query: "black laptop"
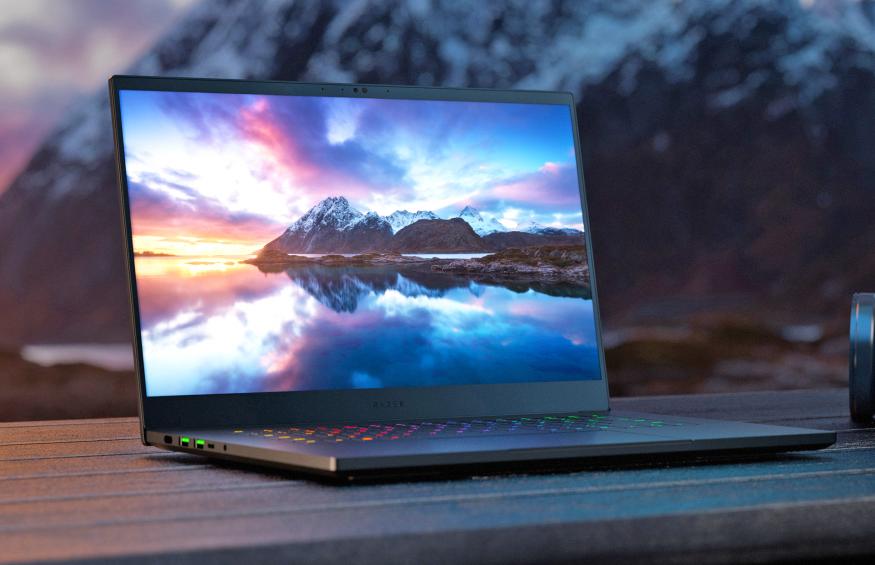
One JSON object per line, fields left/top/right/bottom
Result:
{"left": 109, "top": 75, "right": 834, "bottom": 479}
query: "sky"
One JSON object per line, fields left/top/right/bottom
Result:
{"left": 0, "top": 0, "right": 196, "bottom": 193}
{"left": 120, "top": 89, "right": 584, "bottom": 256}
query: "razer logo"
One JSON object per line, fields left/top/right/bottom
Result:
{"left": 372, "top": 400, "right": 405, "bottom": 409}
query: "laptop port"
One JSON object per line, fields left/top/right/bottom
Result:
{"left": 180, "top": 437, "right": 190, "bottom": 447}
{"left": 195, "top": 439, "right": 205, "bottom": 449}
{"left": 207, "top": 443, "right": 215, "bottom": 449}
{"left": 164, "top": 435, "right": 172, "bottom": 444}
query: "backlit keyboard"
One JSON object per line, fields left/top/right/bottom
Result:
{"left": 234, "top": 413, "right": 689, "bottom": 444}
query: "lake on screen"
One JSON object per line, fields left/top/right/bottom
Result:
{"left": 134, "top": 256, "right": 601, "bottom": 396}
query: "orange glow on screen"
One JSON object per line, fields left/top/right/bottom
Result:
{"left": 132, "top": 235, "right": 262, "bottom": 258}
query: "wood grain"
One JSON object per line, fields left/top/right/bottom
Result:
{"left": 1, "top": 389, "right": 873, "bottom": 564}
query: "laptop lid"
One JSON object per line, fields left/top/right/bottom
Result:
{"left": 109, "top": 76, "right": 610, "bottom": 431}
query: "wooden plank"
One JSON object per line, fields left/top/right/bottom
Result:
{"left": 2, "top": 449, "right": 873, "bottom": 530}
{"left": 45, "top": 495, "right": 867, "bottom": 565}
{"left": 0, "top": 390, "right": 872, "bottom": 564}
{"left": 0, "top": 445, "right": 868, "bottom": 506}
{"left": 0, "top": 465, "right": 293, "bottom": 504}
{"left": 0, "top": 420, "right": 137, "bottom": 444}
{"left": 2, "top": 474, "right": 875, "bottom": 563}
{"left": 0, "top": 417, "right": 138, "bottom": 430}
{"left": 0, "top": 438, "right": 152, "bottom": 460}
{"left": 0, "top": 451, "right": 202, "bottom": 479}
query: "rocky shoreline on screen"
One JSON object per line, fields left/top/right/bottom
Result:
{"left": 431, "top": 245, "right": 589, "bottom": 285}
{"left": 243, "top": 245, "right": 589, "bottom": 286}
{"left": 244, "top": 250, "right": 429, "bottom": 267}
{"left": 133, "top": 250, "right": 176, "bottom": 257}
{"left": 243, "top": 195, "right": 590, "bottom": 286}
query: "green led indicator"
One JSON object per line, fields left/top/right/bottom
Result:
{"left": 180, "top": 437, "right": 190, "bottom": 446}
{"left": 195, "top": 439, "right": 205, "bottom": 447}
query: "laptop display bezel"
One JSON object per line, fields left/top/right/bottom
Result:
{"left": 108, "top": 75, "right": 612, "bottom": 432}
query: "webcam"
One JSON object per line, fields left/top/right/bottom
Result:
{"left": 850, "top": 293, "right": 875, "bottom": 421}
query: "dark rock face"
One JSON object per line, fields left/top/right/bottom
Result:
{"left": 484, "top": 231, "right": 585, "bottom": 251}
{"left": 264, "top": 220, "right": 393, "bottom": 253}
{"left": 2, "top": 0, "right": 875, "bottom": 344}
{"left": 387, "top": 218, "right": 488, "bottom": 253}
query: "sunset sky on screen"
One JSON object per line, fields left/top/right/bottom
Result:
{"left": 120, "top": 90, "right": 583, "bottom": 256}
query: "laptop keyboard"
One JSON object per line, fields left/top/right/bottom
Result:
{"left": 234, "top": 413, "right": 690, "bottom": 444}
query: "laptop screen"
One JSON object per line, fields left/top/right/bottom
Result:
{"left": 117, "top": 89, "right": 602, "bottom": 397}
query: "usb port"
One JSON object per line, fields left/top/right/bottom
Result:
{"left": 180, "top": 436, "right": 190, "bottom": 447}
{"left": 195, "top": 439, "right": 205, "bottom": 449}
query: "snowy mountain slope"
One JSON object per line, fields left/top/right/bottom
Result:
{"left": 457, "top": 206, "right": 507, "bottom": 236}
{"left": 384, "top": 210, "right": 439, "bottom": 233}
{"left": 2, "top": 0, "right": 875, "bottom": 343}
{"left": 286, "top": 196, "right": 364, "bottom": 233}
{"left": 519, "top": 220, "right": 546, "bottom": 233}
{"left": 519, "top": 220, "right": 582, "bottom": 235}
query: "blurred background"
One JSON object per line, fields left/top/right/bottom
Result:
{"left": 2, "top": 0, "right": 872, "bottom": 421}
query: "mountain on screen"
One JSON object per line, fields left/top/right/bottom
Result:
{"left": 520, "top": 220, "right": 582, "bottom": 236}
{"left": 384, "top": 210, "right": 440, "bottom": 234}
{"left": 262, "top": 197, "right": 393, "bottom": 254}
{"left": 260, "top": 197, "right": 580, "bottom": 254}
{"left": 456, "top": 206, "right": 507, "bottom": 236}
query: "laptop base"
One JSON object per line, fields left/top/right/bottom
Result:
{"left": 146, "top": 410, "right": 835, "bottom": 480}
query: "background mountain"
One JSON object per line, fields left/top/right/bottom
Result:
{"left": 0, "top": 0, "right": 873, "bottom": 396}
{"left": 457, "top": 206, "right": 507, "bottom": 236}
{"left": 520, "top": 221, "right": 548, "bottom": 234}
{"left": 388, "top": 218, "right": 487, "bottom": 253}
{"left": 522, "top": 221, "right": 583, "bottom": 237}
{"left": 384, "top": 210, "right": 440, "bottom": 234}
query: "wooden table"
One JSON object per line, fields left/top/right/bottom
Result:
{"left": 2, "top": 389, "right": 874, "bottom": 564}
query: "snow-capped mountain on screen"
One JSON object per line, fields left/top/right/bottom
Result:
{"left": 520, "top": 221, "right": 582, "bottom": 236}
{"left": 290, "top": 196, "right": 364, "bottom": 232}
{"left": 383, "top": 210, "right": 439, "bottom": 234}
{"left": 520, "top": 220, "right": 546, "bottom": 233}
{"left": 264, "top": 197, "right": 393, "bottom": 254}
{"left": 2, "top": 0, "right": 875, "bottom": 343}
{"left": 457, "top": 206, "right": 507, "bottom": 236}
{"left": 261, "top": 197, "right": 583, "bottom": 254}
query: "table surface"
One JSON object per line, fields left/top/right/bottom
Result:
{"left": 2, "top": 389, "right": 874, "bottom": 564}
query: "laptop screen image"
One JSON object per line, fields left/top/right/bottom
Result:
{"left": 117, "top": 89, "right": 601, "bottom": 397}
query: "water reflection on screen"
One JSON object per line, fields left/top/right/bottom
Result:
{"left": 136, "top": 257, "right": 599, "bottom": 396}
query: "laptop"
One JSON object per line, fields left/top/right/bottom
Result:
{"left": 109, "top": 75, "right": 834, "bottom": 479}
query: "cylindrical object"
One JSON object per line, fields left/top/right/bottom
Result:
{"left": 850, "top": 293, "right": 875, "bottom": 422}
